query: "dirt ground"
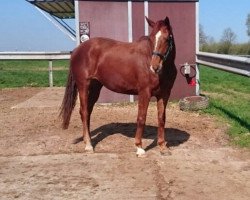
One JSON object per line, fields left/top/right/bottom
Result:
{"left": 0, "top": 87, "right": 249, "bottom": 200}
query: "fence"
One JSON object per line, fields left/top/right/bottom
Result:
{"left": 196, "top": 52, "right": 250, "bottom": 77}
{"left": 1, "top": 51, "right": 249, "bottom": 88}
{"left": 0, "top": 51, "right": 71, "bottom": 87}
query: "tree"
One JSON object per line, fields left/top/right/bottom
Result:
{"left": 246, "top": 13, "right": 250, "bottom": 38}
{"left": 220, "top": 28, "right": 236, "bottom": 44}
{"left": 199, "top": 24, "right": 208, "bottom": 46}
{"left": 218, "top": 28, "right": 237, "bottom": 54}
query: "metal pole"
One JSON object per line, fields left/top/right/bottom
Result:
{"left": 75, "top": 0, "right": 80, "bottom": 46}
{"left": 35, "top": 7, "right": 76, "bottom": 41}
{"left": 128, "top": 1, "right": 134, "bottom": 103}
{"left": 128, "top": 1, "right": 133, "bottom": 43}
{"left": 49, "top": 60, "right": 53, "bottom": 87}
{"left": 195, "top": 1, "right": 200, "bottom": 96}
{"left": 144, "top": 1, "right": 149, "bottom": 36}
{"left": 196, "top": 64, "right": 200, "bottom": 95}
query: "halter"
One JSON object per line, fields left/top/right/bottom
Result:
{"left": 152, "top": 34, "right": 173, "bottom": 62}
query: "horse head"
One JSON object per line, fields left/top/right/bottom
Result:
{"left": 146, "top": 16, "right": 174, "bottom": 74}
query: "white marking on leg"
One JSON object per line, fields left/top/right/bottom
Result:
{"left": 136, "top": 147, "right": 146, "bottom": 157}
{"left": 85, "top": 143, "right": 94, "bottom": 153}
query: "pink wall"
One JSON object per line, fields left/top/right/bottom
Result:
{"left": 79, "top": 1, "right": 130, "bottom": 102}
{"left": 149, "top": 2, "right": 197, "bottom": 99}
{"left": 78, "top": 1, "right": 197, "bottom": 102}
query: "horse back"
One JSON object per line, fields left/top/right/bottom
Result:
{"left": 70, "top": 37, "right": 159, "bottom": 94}
{"left": 72, "top": 37, "right": 152, "bottom": 71}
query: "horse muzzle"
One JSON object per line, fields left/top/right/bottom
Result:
{"left": 150, "top": 65, "right": 162, "bottom": 74}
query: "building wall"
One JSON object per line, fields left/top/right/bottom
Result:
{"left": 77, "top": 0, "right": 197, "bottom": 102}
{"left": 149, "top": 2, "right": 197, "bottom": 99}
{"left": 132, "top": 2, "right": 145, "bottom": 41}
{"left": 78, "top": 1, "right": 130, "bottom": 102}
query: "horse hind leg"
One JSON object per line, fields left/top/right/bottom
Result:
{"left": 79, "top": 79, "right": 102, "bottom": 153}
{"left": 87, "top": 80, "right": 103, "bottom": 131}
{"left": 78, "top": 81, "right": 94, "bottom": 152}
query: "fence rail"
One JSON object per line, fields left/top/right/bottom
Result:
{"left": 0, "top": 51, "right": 71, "bottom": 60}
{"left": 196, "top": 52, "right": 250, "bottom": 77}
{"left": 1, "top": 51, "right": 249, "bottom": 88}
{"left": 0, "top": 51, "right": 71, "bottom": 87}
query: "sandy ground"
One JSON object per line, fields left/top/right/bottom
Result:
{"left": 0, "top": 87, "right": 249, "bottom": 200}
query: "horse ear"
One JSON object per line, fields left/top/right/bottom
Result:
{"left": 164, "top": 16, "right": 170, "bottom": 26}
{"left": 145, "top": 16, "right": 155, "bottom": 27}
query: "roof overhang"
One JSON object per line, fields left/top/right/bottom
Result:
{"left": 26, "top": 0, "right": 199, "bottom": 20}
{"left": 26, "top": 0, "right": 74, "bottom": 19}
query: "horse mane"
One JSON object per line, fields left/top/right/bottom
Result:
{"left": 137, "top": 35, "right": 150, "bottom": 42}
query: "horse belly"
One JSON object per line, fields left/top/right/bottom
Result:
{"left": 93, "top": 43, "right": 155, "bottom": 95}
{"left": 97, "top": 69, "right": 139, "bottom": 95}
{"left": 96, "top": 58, "right": 140, "bottom": 95}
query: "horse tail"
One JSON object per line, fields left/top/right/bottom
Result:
{"left": 59, "top": 67, "right": 78, "bottom": 129}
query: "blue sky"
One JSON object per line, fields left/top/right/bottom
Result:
{"left": 0, "top": 0, "right": 249, "bottom": 51}
{"left": 0, "top": 0, "right": 75, "bottom": 51}
{"left": 200, "top": 0, "right": 250, "bottom": 43}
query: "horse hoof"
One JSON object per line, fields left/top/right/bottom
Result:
{"left": 85, "top": 144, "right": 94, "bottom": 153}
{"left": 160, "top": 148, "right": 172, "bottom": 156}
{"left": 136, "top": 147, "right": 146, "bottom": 158}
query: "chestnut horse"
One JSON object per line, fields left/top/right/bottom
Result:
{"left": 60, "top": 16, "right": 177, "bottom": 157}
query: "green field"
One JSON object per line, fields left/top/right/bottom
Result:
{"left": 0, "top": 60, "right": 249, "bottom": 147}
{"left": 199, "top": 66, "right": 250, "bottom": 148}
{"left": 0, "top": 60, "right": 69, "bottom": 88}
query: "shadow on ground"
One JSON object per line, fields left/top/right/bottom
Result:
{"left": 73, "top": 123, "right": 190, "bottom": 151}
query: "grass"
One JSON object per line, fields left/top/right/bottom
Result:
{"left": 0, "top": 60, "right": 69, "bottom": 88}
{"left": 200, "top": 66, "right": 250, "bottom": 148}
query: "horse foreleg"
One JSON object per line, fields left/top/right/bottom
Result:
{"left": 135, "top": 91, "right": 150, "bottom": 157}
{"left": 157, "top": 97, "right": 171, "bottom": 155}
{"left": 78, "top": 83, "right": 93, "bottom": 153}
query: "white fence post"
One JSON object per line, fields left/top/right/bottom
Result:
{"left": 48, "top": 60, "right": 53, "bottom": 87}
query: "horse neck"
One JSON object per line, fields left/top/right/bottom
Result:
{"left": 138, "top": 36, "right": 154, "bottom": 55}
{"left": 149, "top": 34, "right": 156, "bottom": 49}
{"left": 169, "top": 35, "right": 176, "bottom": 60}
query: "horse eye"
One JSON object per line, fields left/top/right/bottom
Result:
{"left": 162, "top": 29, "right": 167, "bottom": 33}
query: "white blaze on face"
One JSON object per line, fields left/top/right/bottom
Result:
{"left": 150, "top": 30, "right": 163, "bottom": 73}
{"left": 154, "top": 30, "right": 162, "bottom": 51}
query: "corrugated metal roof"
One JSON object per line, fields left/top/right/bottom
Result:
{"left": 27, "top": 0, "right": 74, "bottom": 19}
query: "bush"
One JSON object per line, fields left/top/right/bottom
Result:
{"left": 200, "top": 42, "right": 250, "bottom": 55}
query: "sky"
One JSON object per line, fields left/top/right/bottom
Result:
{"left": 0, "top": 0, "right": 249, "bottom": 52}
{"left": 199, "top": 0, "right": 250, "bottom": 43}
